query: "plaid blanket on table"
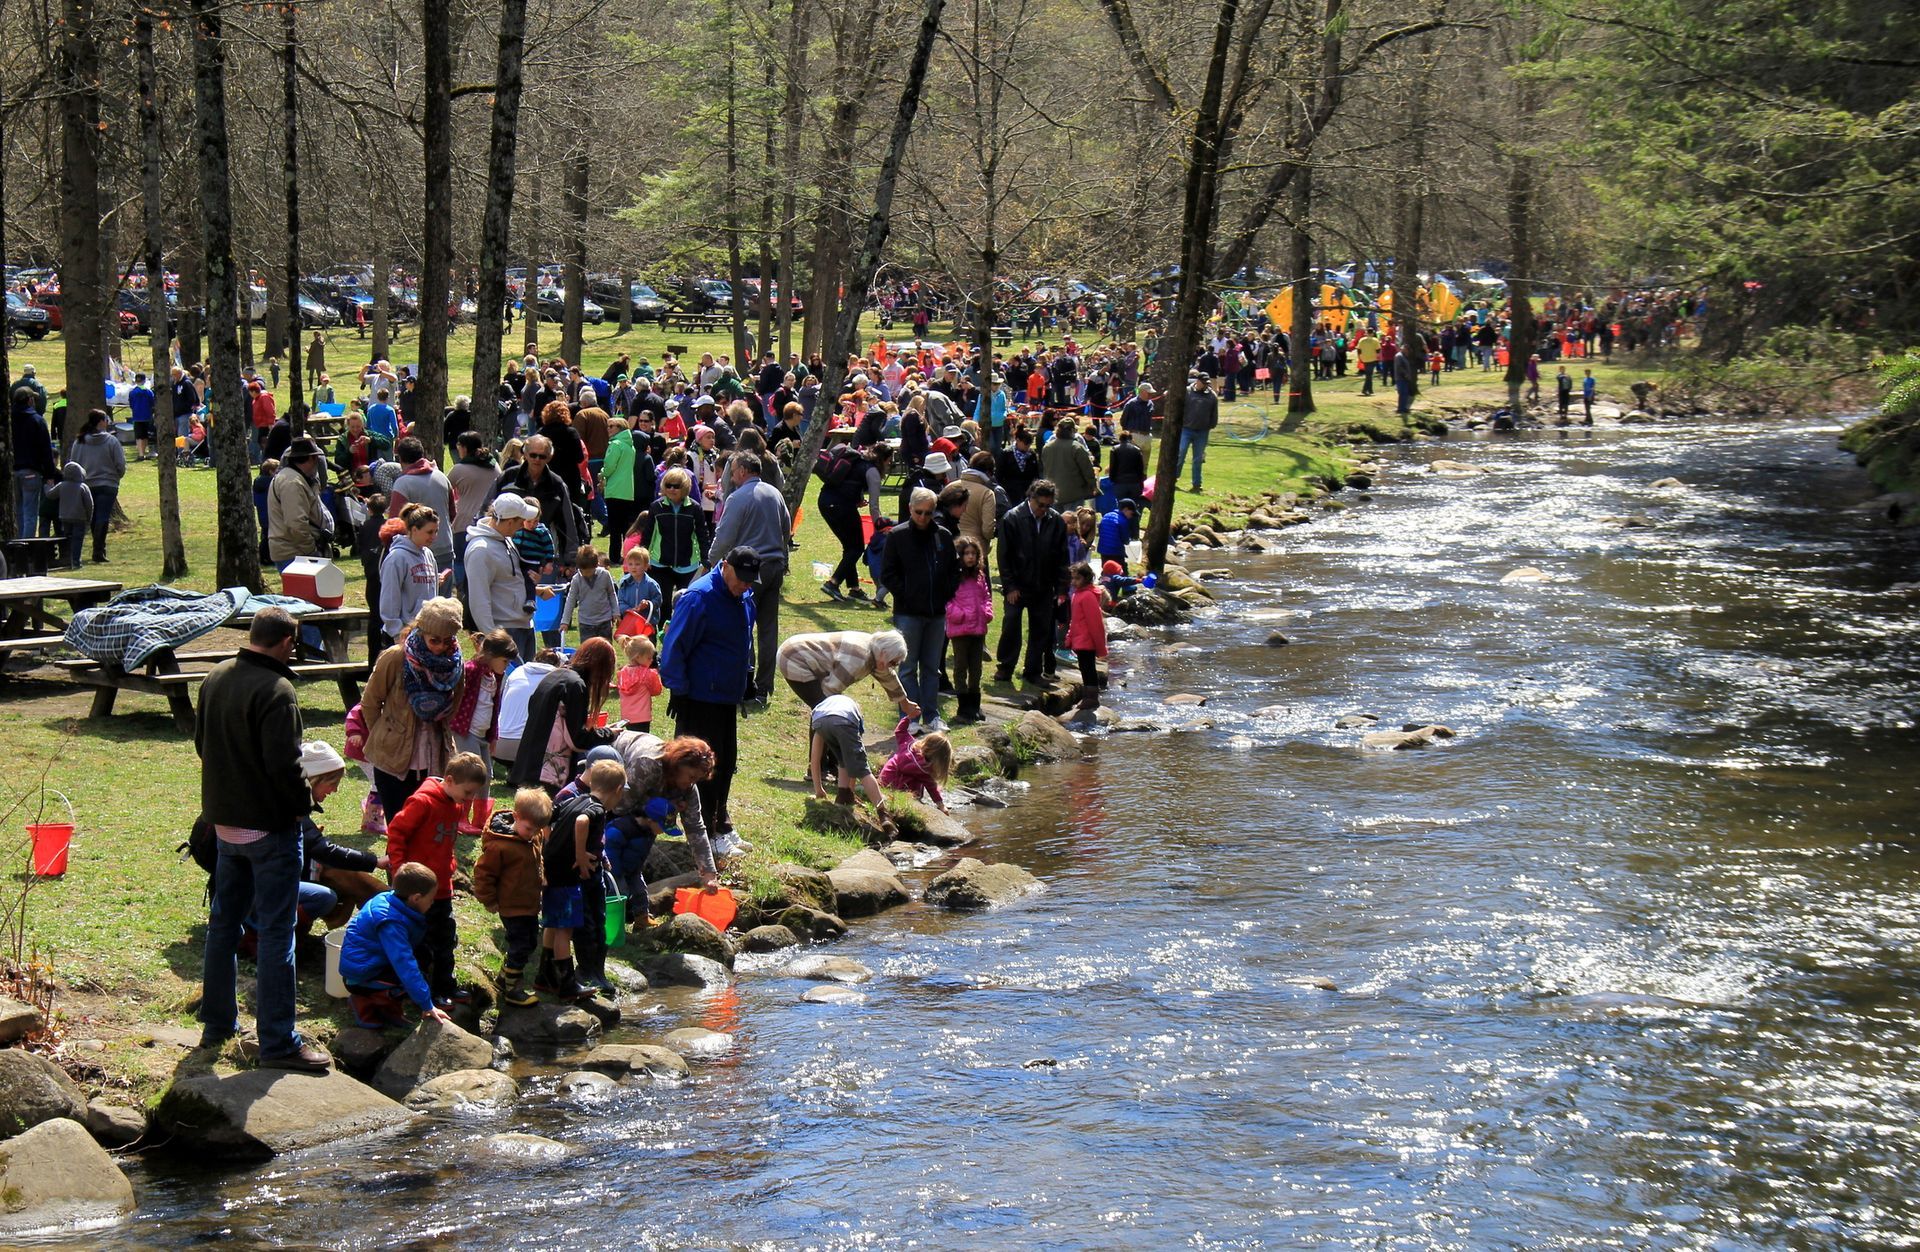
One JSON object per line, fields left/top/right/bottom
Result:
{"left": 64, "top": 585, "right": 326, "bottom": 671}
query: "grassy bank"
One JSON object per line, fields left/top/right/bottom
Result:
{"left": 0, "top": 330, "right": 1669, "bottom": 1098}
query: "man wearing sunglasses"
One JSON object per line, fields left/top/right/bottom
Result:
{"left": 488, "top": 433, "right": 578, "bottom": 560}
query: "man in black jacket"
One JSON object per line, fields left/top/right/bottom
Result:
{"left": 880, "top": 486, "right": 961, "bottom": 728}
{"left": 490, "top": 434, "right": 578, "bottom": 558}
{"left": 1107, "top": 429, "right": 1147, "bottom": 505}
{"left": 195, "top": 608, "right": 333, "bottom": 1073}
{"left": 994, "top": 478, "right": 1070, "bottom": 684}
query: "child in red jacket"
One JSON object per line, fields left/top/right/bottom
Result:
{"left": 1065, "top": 561, "right": 1111, "bottom": 713}
{"left": 385, "top": 752, "right": 489, "bottom": 1005}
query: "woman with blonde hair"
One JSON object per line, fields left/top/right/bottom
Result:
{"left": 358, "top": 597, "right": 466, "bottom": 816}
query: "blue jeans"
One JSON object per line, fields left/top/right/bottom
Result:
{"left": 1176, "top": 429, "right": 1210, "bottom": 489}
{"left": 894, "top": 613, "right": 946, "bottom": 722}
{"left": 1396, "top": 378, "right": 1415, "bottom": 415}
{"left": 61, "top": 521, "right": 85, "bottom": 568}
{"left": 201, "top": 829, "right": 305, "bottom": 1057}
{"left": 14, "top": 469, "right": 42, "bottom": 538}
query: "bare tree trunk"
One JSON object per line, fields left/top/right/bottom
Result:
{"left": 282, "top": 3, "right": 305, "bottom": 440}
{"left": 617, "top": 267, "right": 632, "bottom": 334}
{"left": 58, "top": 0, "right": 106, "bottom": 445}
{"left": 192, "top": 0, "right": 263, "bottom": 591}
{"left": 723, "top": 5, "right": 750, "bottom": 366}
{"left": 470, "top": 0, "right": 527, "bottom": 447}
{"left": 1504, "top": 79, "right": 1538, "bottom": 411}
{"left": 138, "top": 6, "right": 186, "bottom": 578}
{"left": 177, "top": 233, "right": 204, "bottom": 366}
{"left": 561, "top": 151, "right": 587, "bottom": 365}
{"left": 1389, "top": 39, "right": 1434, "bottom": 367}
{"left": 776, "top": 0, "right": 808, "bottom": 364}
{"left": 521, "top": 236, "right": 540, "bottom": 354}
{"left": 416, "top": 0, "right": 454, "bottom": 462}
{"left": 372, "top": 244, "right": 391, "bottom": 363}
{"left": 781, "top": 0, "right": 947, "bottom": 515}
{"left": 1140, "top": 0, "right": 1237, "bottom": 574}
{"left": 1287, "top": 165, "right": 1316, "bottom": 415}
{"left": 0, "top": 70, "right": 13, "bottom": 544}
{"left": 757, "top": 17, "right": 775, "bottom": 361}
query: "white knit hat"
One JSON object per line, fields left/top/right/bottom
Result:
{"left": 299, "top": 741, "right": 348, "bottom": 779}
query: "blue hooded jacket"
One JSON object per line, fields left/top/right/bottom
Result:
{"left": 338, "top": 890, "right": 433, "bottom": 1011}
{"left": 658, "top": 567, "right": 755, "bottom": 704}
{"left": 1098, "top": 507, "right": 1137, "bottom": 558}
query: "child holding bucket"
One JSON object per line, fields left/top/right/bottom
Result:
{"left": 336, "top": 861, "right": 454, "bottom": 1030}
{"left": 472, "top": 788, "right": 551, "bottom": 1008}
{"left": 384, "top": 752, "right": 490, "bottom": 1007}
{"left": 540, "top": 758, "right": 625, "bottom": 1000}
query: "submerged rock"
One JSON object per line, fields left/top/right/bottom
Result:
{"left": 637, "top": 913, "right": 735, "bottom": 967}
{"left": 558, "top": 1071, "right": 618, "bottom": 1098}
{"left": 1429, "top": 459, "right": 1486, "bottom": 475}
{"left": 493, "top": 1003, "right": 603, "bottom": 1050}
{"left": 1649, "top": 477, "right": 1684, "bottom": 489}
{"left": 742, "top": 924, "right": 800, "bottom": 953}
{"left": 663, "top": 1027, "right": 734, "bottom": 1058}
{"left": 1165, "top": 693, "right": 1208, "bottom": 706}
{"left": 1333, "top": 713, "right": 1380, "bottom": 729}
{"left": 152, "top": 1066, "right": 414, "bottom": 1161}
{"left": 1361, "top": 724, "right": 1457, "bottom": 750}
{"left": 925, "top": 858, "right": 1042, "bottom": 910}
{"left": 786, "top": 955, "right": 873, "bottom": 984}
{"left": 774, "top": 905, "right": 848, "bottom": 942}
{"left": 466, "top": 1132, "right": 571, "bottom": 1163}
{"left": 1499, "top": 567, "right": 1549, "bottom": 584}
{"left": 403, "top": 1068, "right": 517, "bottom": 1112}
{"left": 801, "top": 985, "right": 867, "bottom": 1005}
{"left": 0, "top": 1117, "right": 136, "bottom": 1234}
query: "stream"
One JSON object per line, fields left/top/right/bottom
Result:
{"left": 104, "top": 413, "right": 1920, "bottom": 1249}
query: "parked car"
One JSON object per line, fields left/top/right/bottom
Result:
{"left": 535, "top": 289, "right": 605, "bottom": 324}
{"left": 671, "top": 277, "right": 733, "bottom": 313}
{"left": 5, "top": 291, "right": 50, "bottom": 339}
{"left": 740, "top": 277, "right": 805, "bottom": 317}
{"left": 30, "top": 291, "right": 139, "bottom": 336}
{"left": 588, "top": 276, "right": 672, "bottom": 323}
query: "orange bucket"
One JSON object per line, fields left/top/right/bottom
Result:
{"left": 674, "top": 885, "right": 737, "bottom": 932}
{"left": 28, "top": 823, "right": 73, "bottom": 876}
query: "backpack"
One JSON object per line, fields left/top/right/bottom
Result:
{"left": 813, "top": 444, "right": 863, "bottom": 490}
{"left": 181, "top": 816, "right": 219, "bottom": 876}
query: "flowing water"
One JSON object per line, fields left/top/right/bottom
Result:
{"left": 105, "top": 415, "right": 1920, "bottom": 1250}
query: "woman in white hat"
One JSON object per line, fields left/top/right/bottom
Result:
{"left": 896, "top": 449, "right": 952, "bottom": 518}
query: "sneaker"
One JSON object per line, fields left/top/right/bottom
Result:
{"left": 922, "top": 717, "right": 948, "bottom": 733}
{"left": 712, "top": 831, "right": 753, "bottom": 859}
{"left": 821, "top": 580, "right": 845, "bottom": 602}
{"left": 846, "top": 586, "right": 871, "bottom": 602}
{"left": 907, "top": 719, "right": 925, "bottom": 735}
{"left": 1054, "top": 648, "right": 1077, "bottom": 664}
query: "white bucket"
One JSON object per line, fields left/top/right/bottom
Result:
{"left": 324, "top": 930, "right": 348, "bottom": 999}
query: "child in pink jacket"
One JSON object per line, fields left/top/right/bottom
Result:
{"left": 1065, "top": 561, "right": 1110, "bottom": 712}
{"left": 945, "top": 537, "right": 994, "bottom": 724}
{"left": 880, "top": 717, "right": 952, "bottom": 812}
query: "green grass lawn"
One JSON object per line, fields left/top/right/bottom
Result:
{"left": 0, "top": 323, "right": 1659, "bottom": 1092}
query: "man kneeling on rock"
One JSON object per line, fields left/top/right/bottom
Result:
{"left": 337, "top": 861, "right": 454, "bottom": 1030}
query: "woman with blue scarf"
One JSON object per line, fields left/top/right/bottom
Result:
{"left": 358, "top": 597, "right": 467, "bottom": 816}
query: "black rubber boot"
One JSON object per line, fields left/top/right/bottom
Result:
{"left": 532, "top": 950, "right": 558, "bottom": 995}
{"left": 496, "top": 963, "right": 536, "bottom": 1008}
{"left": 90, "top": 523, "right": 108, "bottom": 563}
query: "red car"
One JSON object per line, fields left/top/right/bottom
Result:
{"left": 31, "top": 291, "right": 140, "bottom": 336}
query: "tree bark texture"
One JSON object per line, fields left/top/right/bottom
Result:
{"left": 561, "top": 150, "right": 587, "bottom": 366}
{"left": 58, "top": 0, "right": 106, "bottom": 447}
{"left": 282, "top": 1, "right": 306, "bottom": 440}
{"left": 469, "top": 0, "right": 525, "bottom": 442}
{"left": 1287, "top": 165, "right": 1316, "bottom": 415}
{"left": 138, "top": 5, "right": 187, "bottom": 579}
{"left": 416, "top": 0, "right": 454, "bottom": 462}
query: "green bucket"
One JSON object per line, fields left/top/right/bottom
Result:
{"left": 605, "top": 894, "right": 628, "bottom": 948}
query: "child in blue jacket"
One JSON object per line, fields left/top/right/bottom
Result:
{"left": 337, "top": 861, "right": 453, "bottom": 1030}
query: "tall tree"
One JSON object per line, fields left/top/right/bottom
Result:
{"left": 58, "top": 0, "right": 106, "bottom": 447}
{"left": 1286, "top": 166, "right": 1316, "bottom": 416}
{"left": 136, "top": 1, "right": 186, "bottom": 579}
{"left": 0, "top": 66, "right": 12, "bottom": 545}
{"left": 415, "top": 0, "right": 453, "bottom": 460}
{"left": 560, "top": 147, "right": 588, "bottom": 365}
{"left": 281, "top": 0, "right": 306, "bottom": 440}
{"left": 468, "top": 0, "right": 527, "bottom": 445}
{"left": 191, "top": 0, "right": 262, "bottom": 590}
{"left": 781, "top": 0, "right": 948, "bottom": 513}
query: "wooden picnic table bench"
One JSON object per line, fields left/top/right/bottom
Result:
{"left": 662, "top": 311, "right": 730, "bottom": 333}
{"left": 0, "top": 576, "right": 123, "bottom": 669}
{"left": 2, "top": 537, "right": 67, "bottom": 577}
{"left": 53, "top": 603, "right": 371, "bottom": 731}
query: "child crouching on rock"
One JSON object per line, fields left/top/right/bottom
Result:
{"left": 472, "top": 788, "right": 551, "bottom": 1008}
{"left": 810, "top": 695, "right": 888, "bottom": 809}
{"left": 879, "top": 717, "right": 952, "bottom": 812}
{"left": 338, "top": 861, "right": 454, "bottom": 1030}
{"left": 1066, "top": 561, "right": 1110, "bottom": 713}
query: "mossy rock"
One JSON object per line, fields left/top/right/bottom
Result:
{"left": 775, "top": 905, "right": 848, "bottom": 941}
{"left": 768, "top": 863, "right": 838, "bottom": 915}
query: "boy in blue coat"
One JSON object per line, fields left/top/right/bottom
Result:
{"left": 337, "top": 861, "right": 453, "bottom": 1030}
{"left": 1097, "top": 499, "right": 1139, "bottom": 573}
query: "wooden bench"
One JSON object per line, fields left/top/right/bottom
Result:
{"left": 2, "top": 537, "right": 66, "bottom": 577}
{"left": 56, "top": 654, "right": 368, "bottom": 732}
{"left": 0, "top": 634, "right": 71, "bottom": 669}
{"left": 991, "top": 326, "right": 1014, "bottom": 347}
{"left": 663, "top": 312, "right": 729, "bottom": 333}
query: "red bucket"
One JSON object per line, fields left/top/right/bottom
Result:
{"left": 28, "top": 822, "right": 74, "bottom": 877}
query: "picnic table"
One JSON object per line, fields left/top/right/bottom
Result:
{"left": 0, "top": 576, "right": 123, "bottom": 669}
{"left": 56, "top": 604, "right": 371, "bottom": 732}
{"left": 2, "top": 537, "right": 68, "bottom": 577}
{"left": 663, "top": 311, "right": 730, "bottom": 333}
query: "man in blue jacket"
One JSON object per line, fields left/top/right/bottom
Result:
{"left": 660, "top": 546, "right": 758, "bottom": 856}
{"left": 1098, "top": 498, "right": 1139, "bottom": 573}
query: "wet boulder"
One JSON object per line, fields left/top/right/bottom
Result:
{"left": 826, "top": 866, "right": 908, "bottom": 919}
{"left": 492, "top": 1003, "right": 603, "bottom": 1050}
{"left": 925, "top": 858, "right": 1042, "bottom": 910}
{"left": 0, "top": 1117, "right": 136, "bottom": 1234}
{"left": 330, "top": 1027, "right": 401, "bottom": 1078}
{"left": 742, "top": 924, "right": 801, "bottom": 953}
{"left": 768, "top": 863, "right": 838, "bottom": 915}
{"left": 1361, "top": 724, "right": 1456, "bottom": 750}
{"left": 572, "top": 1043, "right": 690, "bottom": 1080}
{"left": 465, "top": 1132, "right": 571, "bottom": 1164}
{"left": 1009, "top": 710, "right": 1082, "bottom": 761}
{"left": 801, "top": 985, "right": 867, "bottom": 1005}
{"left": 1649, "top": 477, "right": 1684, "bottom": 489}
{"left": 641, "top": 952, "right": 734, "bottom": 988}
{"left": 558, "top": 1071, "right": 618, "bottom": 1098}
{"left": 886, "top": 800, "right": 972, "bottom": 847}
{"left": 82, "top": 1102, "right": 146, "bottom": 1150}
{"left": 0, "top": 1050, "right": 86, "bottom": 1136}
{"left": 774, "top": 906, "right": 848, "bottom": 942}
{"left": 951, "top": 744, "right": 1003, "bottom": 782}
{"left": 152, "top": 1066, "right": 415, "bottom": 1161}
{"left": 1108, "top": 589, "right": 1189, "bottom": 627}
{"left": 373, "top": 1017, "right": 495, "bottom": 1098}
{"left": 403, "top": 1069, "right": 517, "bottom": 1113}
{"left": 1499, "top": 567, "right": 1549, "bottom": 584}
{"left": 786, "top": 955, "right": 873, "bottom": 984}
{"left": 1428, "top": 459, "right": 1486, "bottom": 475}
{"left": 637, "top": 913, "right": 735, "bottom": 966}
{"left": 1333, "top": 713, "right": 1379, "bottom": 729}
{"left": 663, "top": 1027, "right": 735, "bottom": 1058}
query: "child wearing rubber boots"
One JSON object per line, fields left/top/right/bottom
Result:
{"left": 472, "top": 787, "right": 551, "bottom": 1007}
{"left": 384, "top": 752, "right": 490, "bottom": 1007}
{"left": 337, "top": 861, "right": 454, "bottom": 1030}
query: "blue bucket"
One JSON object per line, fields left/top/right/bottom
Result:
{"left": 533, "top": 593, "right": 564, "bottom": 632}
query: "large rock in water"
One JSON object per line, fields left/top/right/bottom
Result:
{"left": 887, "top": 800, "right": 972, "bottom": 847}
{"left": 827, "top": 858, "right": 910, "bottom": 917}
{"left": 1361, "top": 724, "right": 1456, "bottom": 750}
{"left": 0, "top": 1117, "right": 136, "bottom": 1234}
{"left": 1009, "top": 710, "right": 1082, "bottom": 762}
{"left": 572, "top": 1043, "right": 690, "bottom": 1080}
{"left": 925, "top": 858, "right": 1042, "bottom": 911}
{"left": 492, "top": 1003, "right": 603, "bottom": 1050}
{"left": 742, "top": 924, "right": 800, "bottom": 953}
{"left": 774, "top": 906, "right": 848, "bottom": 942}
{"left": 663, "top": 1027, "right": 734, "bottom": 1058}
{"left": 331, "top": 1026, "right": 401, "bottom": 1078}
{"left": 639, "top": 913, "right": 735, "bottom": 966}
{"left": 403, "top": 1069, "right": 517, "bottom": 1112}
{"left": 152, "top": 1066, "right": 414, "bottom": 1161}
{"left": 641, "top": 952, "right": 734, "bottom": 988}
{"left": 0, "top": 1050, "right": 86, "bottom": 1137}
{"left": 372, "top": 1017, "right": 495, "bottom": 1098}
{"left": 768, "top": 863, "right": 838, "bottom": 915}
{"left": 1109, "top": 588, "right": 1189, "bottom": 626}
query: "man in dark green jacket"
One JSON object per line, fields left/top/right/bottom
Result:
{"left": 194, "top": 607, "right": 333, "bottom": 1073}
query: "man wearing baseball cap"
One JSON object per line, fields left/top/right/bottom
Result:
{"left": 658, "top": 544, "right": 760, "bottom": 858}
{"left": 466, "top": 492, "right": 542, "bottom": 659}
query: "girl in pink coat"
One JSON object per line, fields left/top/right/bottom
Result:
{"left": 1065, "top": 561, "right": 1111, "bottom": 711}
{"left": 944, "top": 536, "right": 994, "bottom": 723}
